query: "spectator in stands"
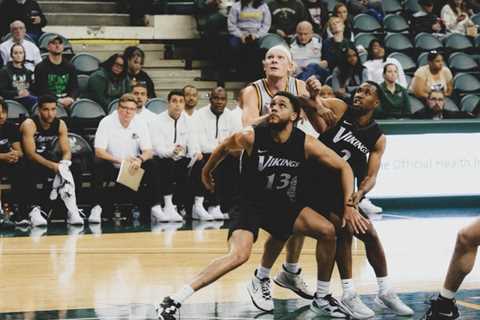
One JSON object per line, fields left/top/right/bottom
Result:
{"left": 441, "top": 0, "right": 476, "bottom": 35}
{"left": 410, "top": 51, "right": 453, "bottom": 99}
{"left": 466, "top": 0, "right": 480, "bottom": 12}
{"left": 0, "top": 21, "right": 41, "bottom": 71}
{"left": 331, "top": 46, "right": 368, "bottom": 103}
{"left": 301, "top": 0, "right": 327, "bottom": 34}
{"left": 348, "top": 0, "right": 384, "bottom": 22}
{"left": 0, "top": 43, "right": 37, "bottom": 110}
{"left": 88, "top": 53, "right": 130, "bottom": 112}
{"left": 123, "top": 46, "right": 156, "bottom": 99}
{"left": 290, "top": 21, "right": 329, "bottom": 82}
{"left": 377, "top": 63, "right": 410, "bottom": 119}
{"left": 92, "top": 93, "right": 154, "bottom": 221}
{"left": 0, "top": 98, "right": 28, "bottom": 225}
{"left": 33, "top": 35, "right": 78, "bottom": 109}
{"left": 131, "top": 83, "right": 156, "bottom": 124}
{"left": 227, "top": 0, "right": 271, "bottom": 79}
{"left": 411, "top": 0, "right": 445, "bottom": 35}
{"left": 363, "top": 39, "right": 407, "bottom": 88}
{"left": 412, "top": 88, "right": 475, "bottom": 119}
{"left": 183, "top": 84, "right": 199, "bottom": 118}
{"left": 191, "top": 86, "right": 241, "bottom": 220}
{"left": 321, "top": 16, "right": 353, "bottom": 70}
{"left": 268, "top": 0, "right": 309, "bottom": 38}
{"left": 20, "top": 94, "right": 84, "bottom": 226}
{"left": 0, "top": 0, "right": 47, "bottom": 43}
{"left": 149, "top": 89, "right": 202, "bottom": 222}
{"left": 326, "top": 2, "right": 354, "bottom": 41}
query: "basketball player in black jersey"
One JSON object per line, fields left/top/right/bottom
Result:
{"left": 156, "top": 92, "right": 369, "bottom": 320}
{"left": 250, "top": 82, "right": 414, "bottom": 319}
{"left": 20, "top": 94, "right": 81, "bottom": 227}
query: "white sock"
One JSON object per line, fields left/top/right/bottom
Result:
{"left": 440, "top": 287, "right": 456, "bottom": 300}
{"left": 164, "top": 195, "right": 174, "bottom": 207}
{"left": 377, "top": 276, "right": 391, "bottom": 296}
{"left": 316, "top": 280, "right": 330, "bottom": 300}
{"left": 194, "top": 197, "right": 204, "bottom": 207}
{"left": 171, "top": 285, "right": 194, "bottom": 304}
{"left": 283, "top": 262, "right": 300, "bottom": 274}
{"left": 341, "top": 278, "right": 356, "bottom": 296}
{"left": 256, "top": 266, "right": 271, "bottom": 279}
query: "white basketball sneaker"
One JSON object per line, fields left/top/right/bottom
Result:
{"left": 375, "top": 290, "right": 414, "bottom": 316}
{"left": 29, "top": 206, "right": 47, "bottom": 227}
{"left": 247, "top": 271, "right": 274, "bottom": 312}
{"left": 151, "top": 205, "right": 170, "bottom": 223}
{"left": 192, "top": 204, "right": 213, "bottom": 221}
{"left": 208, "top": 206, "right": 225, "bottom": 220}
{"left": 163, "top": 205, "right": 183, "bottom": 222}
{"left": 359, "top": 198, "right": 383, "bottom": 215}
{"left": 88, "top": 205, "right": 102, "bottom": 224}
{"left": 341, "top": 292, "right": 375, "bottom": 319}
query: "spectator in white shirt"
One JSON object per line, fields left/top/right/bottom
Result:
{"left": 131, "top": 83, "right": 156, "bottom": 124}
{"left": 191, "top": 87, "right": 242, "bottom": 220}
{"left": 363, "top": 39, "right": 407, "bottom": 88}
{"left": 183, "top": 84, "right": 199, "bottom": 118}
{"left": 0, "top": 20, "right": 42, "bottom": 72}
{"left": 290, "top": 21, "right": 329, "bottom": 82}
{"left": 92, "top": 93, "right": 154, "bottom": 221}
{"left": 149, "top": 89, "right": 202, "bottom": 223}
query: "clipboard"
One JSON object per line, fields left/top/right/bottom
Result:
{"left": 116, "top": 160, "right": 145, "bottom": 191}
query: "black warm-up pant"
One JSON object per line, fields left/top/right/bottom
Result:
{"left": 0, "top": 159, "right": 30, "bottom": 221}
{"left": 91, "top": 158, "right": 155, "bottom": 217}
{"left": 190, "top": 153, "right": 239, "bottom": 211}
{"left": 151, "top": 157, "right": 190, "bottom": 207}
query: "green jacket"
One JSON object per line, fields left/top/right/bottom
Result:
{"left": 87, "top": 67, "right": 131, "bottom": 111}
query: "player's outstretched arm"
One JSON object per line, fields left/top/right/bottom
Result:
{"left": 352, "top": 135, "right": 386, "bottom": 206}
{"left": 304, "top": 135, "right": 369, "bottom": 234}
{"left": 299, "top": 95, "right": 348, "bottom": 134}
{"left": 202, "top": 130, "right": 254, "bottom": 192}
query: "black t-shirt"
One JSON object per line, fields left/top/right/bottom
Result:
{"left": 241, "top": 125, "right": 306, "bottom": 203}
{"left": 319, "top": 109, "right": 383, "bottom": 181}
{"left": 0, "top": 121, "right": 20, "bottom": 153}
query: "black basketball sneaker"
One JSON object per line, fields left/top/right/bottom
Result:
{"left": 424, "top": 296, "right": 459, "bottom": 320}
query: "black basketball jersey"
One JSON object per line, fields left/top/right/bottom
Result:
{"left": 319, "top": 109, "right": 383, "bottom": 180}
{"left": 241, "top": 125, "right": 306, "bottom": 203}
{"left": 33, "top": 115, "right": 60, "bottom": 157}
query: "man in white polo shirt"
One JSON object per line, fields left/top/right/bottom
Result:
{"left": 191, "top": 86, "right": 242, "bottom": 220}
{"left": 149, "top": 89, "right": 202, "bottom": 222}
{"left": 91, "top": 93, "right": 153, "bottom": 222}
{"left": 132, "top": 83, "right": 156, "bottom": 124}
{"left": 0, "top": 20, "right": 42, "bottom": 71}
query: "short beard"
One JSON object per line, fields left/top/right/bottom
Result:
{"left": 350, "top": 105, "right": 370, "bottom": 117}
{"left": 269, "top": 119, "right": 289, "bottom": 131}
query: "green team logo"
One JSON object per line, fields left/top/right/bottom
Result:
{"left": 48, "top": 74, "right": 70, "bottom": 97}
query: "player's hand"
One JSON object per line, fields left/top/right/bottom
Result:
{"left": 3, "top": 150, "right": 19, "bottom": 163}
{"left": 195, "top": 152, "right": 203, "bottom": 161}
{"left": 306, "top": 76, "right": 322, "bottom": 97}
{"left": 317, "top": 106, "right": 337, "bottom": 128}
{"left": 127, "top": 157, "right": 142, "bottom": 172}
{"left": 351, "top": 191, "right": 364, "bottom": 208}
{"left": 342, "top": 206, "right": 370, "bottom": 234}
{"left": 201, "top": 167, "right": 215, "bottom": 192}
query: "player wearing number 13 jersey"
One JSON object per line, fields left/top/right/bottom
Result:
{"left": 156, "top": 92, "right": 369, "bottom": 320}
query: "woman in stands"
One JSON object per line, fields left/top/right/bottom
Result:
{"left": 363, "top": 39, "right": 408, "bottom": 88}
{"left": 123, "top": 46, "right": 156, "bottom": 99}
{"left": 409, "top": 50, "right": 453, "bottom": 99}
{"left": 0, "top": 43, "right": 37, "bottom": 110}
{"left": 441, "top": 0, "right": 476, "bottom": 35}
{"left": 87, "top": 53, "right": 130, "bottom": 111}
{"left": 325, "top": 2, "right": 354, "bottom": 42}
{"left": 331, "top": 46, "right": 367, "bottom": 104}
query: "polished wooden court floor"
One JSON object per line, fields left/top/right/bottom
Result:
{"left": 1, "top": 208, "right": 480, "bottom": 319}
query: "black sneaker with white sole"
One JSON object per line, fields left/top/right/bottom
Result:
{"left": 310, "top": 294, "right": 350, "bottom": 318}
{"left": 423, "top": 296, "right": 459, "bottom": 320}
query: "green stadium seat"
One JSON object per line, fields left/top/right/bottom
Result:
{"left": 414, "top": 32, "right": 443, "bottom": 52}
{"left": 448, "top": 52, "right": 479, "bottom": 73}
{"left": 388, "top": 52, "right": 417, "bottom": 74}
{"left": 354, "top": 33, "right": 377, "bottom": 49}
{"left": 6, "top": 100, "right": 29, "bottom": 120}
{"left": 453, "top": 73, "right": 480, "bottom": 95}
{"left": 383, "top": 0, "right": 403, "bottom": 14}
{"left": 77, "top": 74, "right": 90, "bottom": 98}
{"left": 71, "top": 53, "right": 101, "bottom": 75}
{"left": 146, "top": 98, "right": 168, "bottom": 114}
{"left": 108, "top": 98, "right": 120, "bottom": 114}
{"left": 460, "top": 94, "right": 480, "bottom": 113}
{"left": 407, "top": 94, "right": 425, "bottom": 114}
{"left": 384, "top": 14, "right": 409, "bottom": 33}
{"left": 385, "top": 33, "right": 413, "bottom": 54}
{"left": 353, "top": 14, "right": 382, "bottom": 33}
